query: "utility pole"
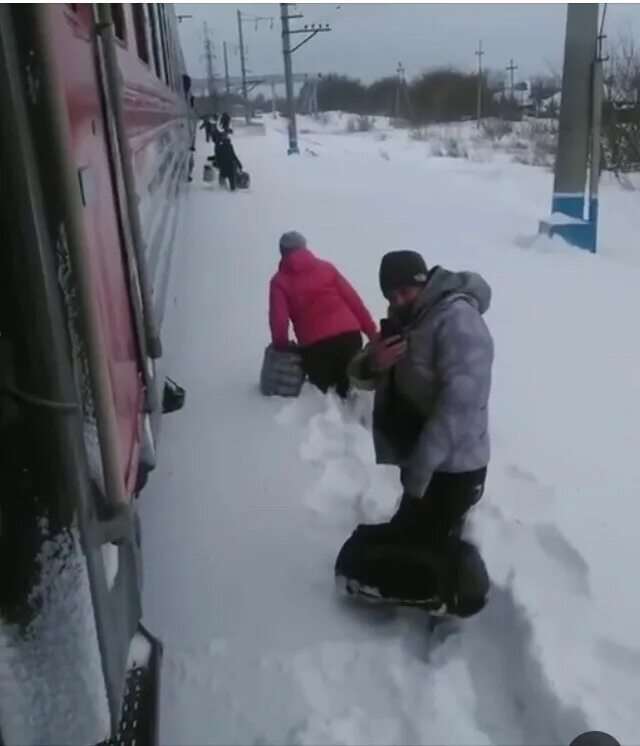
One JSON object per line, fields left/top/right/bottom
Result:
{"left": 589, "top": 28, "right": 605, "bottom": 223}
{"left": 539, "top": 3, "right": 600, "bottom": 252}
{"left": 223, "top": 41, "right": 230, "bottom": 96}
{"left": 237, "top": 10, "right": 249, "bottom": 123}
{"left": 506, "top": 58, "right": 518, "bottom": 100}
{"left": 280, "top": 3, "right": 331, "bottom": 155}
{"left": 281, "top": 3, "right": 299, "bottom": 153}
{"left": 395, "top": 62, "right": 405, "bottom": 123}
{"left": 203, "top": 22, "right": 216, "bottom": 106}
{"left": 476, "top": 40, "right": 484, "bottom": 127}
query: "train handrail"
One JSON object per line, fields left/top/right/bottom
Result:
{"left": 32, "top": 4, "right": 128, "bottom": 510}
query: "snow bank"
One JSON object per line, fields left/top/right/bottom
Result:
{"left": 0, "top": 524, "right": 110, "bottom": 745}
{"left": 141, "top": 113, "right": 638, "bottom": 745}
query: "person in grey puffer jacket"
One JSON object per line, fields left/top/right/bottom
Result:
{"left": 349, "top": 250, "right": 493, "bottom": 543}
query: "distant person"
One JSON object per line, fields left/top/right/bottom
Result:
{"left": 199, "top": 116, "right": 213, "bottom": 143}
{"left": 269, "top": 231, "right": 377, "bottom": 398}
{"left": 219, "top": 111, "right": 232, "bottom": 134}
{"left": 216, "top": 132, "right": 243, "bottom": 191}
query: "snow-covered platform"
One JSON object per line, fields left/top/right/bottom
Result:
{"left": 140, "top": 114, "right": 640, "bottom": 745}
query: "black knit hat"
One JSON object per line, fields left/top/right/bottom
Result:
{"left": 379, "top": 251, "right": 428, "bottom": 298}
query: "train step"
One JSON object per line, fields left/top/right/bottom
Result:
{"left": 99, "top": 625, "right": 163, "bottom": 746}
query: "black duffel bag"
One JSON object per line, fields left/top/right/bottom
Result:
{"left": 335, "top": 524, "right": 489, "bottom": 618}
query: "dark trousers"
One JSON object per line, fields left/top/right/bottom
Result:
{"left": 301, "top": 331, "right": 362, "bottom": 398}
{"left": 220, "top": 165, "right": 237, "bottom": 191}
{"left": 414, "top": 468, "right": 487, "bottom": 540}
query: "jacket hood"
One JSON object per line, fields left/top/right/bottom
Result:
{"left": 413, "top": 266, "right": 492, "bottom": 318}
{"left": 278, "top": 248, "right": 318, "bottom": 275}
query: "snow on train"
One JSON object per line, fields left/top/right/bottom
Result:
{"left": 0, "top": 4, "right": 193, "bottom": 744}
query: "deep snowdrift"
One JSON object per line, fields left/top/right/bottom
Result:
{"left": 140, "top": 115, "right": 639, "bottom": 745}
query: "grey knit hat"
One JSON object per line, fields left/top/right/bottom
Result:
{"left": 279, "top": 231, "right": 307, "bottom": 255}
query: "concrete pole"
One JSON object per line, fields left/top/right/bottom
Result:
{"left": 280, "top": 3, "right": 299, "bottom": 154}
{"left": 552, "top": 3, "right": 599, "bottom": 220}
{"left": 476, "top": 41, "right": 484, "bottom": 127}
{"left": 589, "top": 40, "right": 604, "bottom": 210}
{"left": 223, "top": 41, "right": 230, "bottom": 96}
{"left": 237, "top": 10, "right": 249, "bottom": 123}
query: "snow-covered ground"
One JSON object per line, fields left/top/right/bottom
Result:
{"left": 140, "top": 114, "right": 640, "bottom": 745}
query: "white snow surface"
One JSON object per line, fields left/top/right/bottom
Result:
{"left": 0, "top": 524, "right": 110, "bottom": 746}
{"left": 141, "top": 115, "right": 640, "bottom": 745}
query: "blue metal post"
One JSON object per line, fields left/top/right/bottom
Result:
{"left": 540, "top": 4, "right": 599, "bottom": 252}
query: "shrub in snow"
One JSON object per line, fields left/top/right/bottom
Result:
{"left": 409, "top": 127, "right": 431, "bottom": 142}
{"left": 444, "top": 136, "right": 468, "bottom": 158}
{"left": 509, "top": 121, "right": 557, "bottom": 167}
{"left": 346, "top": 115, "right": 375, "bottom": 133}
{"left": 358, "top": 115, "right": 374, "bottom": 132}
{"left": 468, "top": 149, "right": 494, "bottom": 163}
{"left": 481, "top": 118, "right": 514, "bottom": 141}
{"left": 511, "top": 136, "right": 556, "bottom": 168}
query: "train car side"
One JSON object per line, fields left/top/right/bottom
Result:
{"left": 0, "top": 4, "right": 192, "bottom": 743}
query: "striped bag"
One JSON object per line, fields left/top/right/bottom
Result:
{"left": 259, "top": 344, "right": 305, "bottom": 397}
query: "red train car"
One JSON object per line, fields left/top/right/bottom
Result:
{"left": 0, "top": 4, "right": 192, "bottom": 743}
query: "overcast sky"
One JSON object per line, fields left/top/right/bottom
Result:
{"left": 178, "top": 3, "right": 640, "bottom": 84}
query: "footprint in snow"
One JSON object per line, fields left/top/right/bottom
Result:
{"left": 534, "top": 522, "right": 590, "bottom": 596}
{"left": 596, "top": 638, "right": 640, "bottom": 675}
{"left": 505, "top": 463, "right": 539, "bottom": 484}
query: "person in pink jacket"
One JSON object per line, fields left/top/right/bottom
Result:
{"left": 269, "top": 231, "right": 377, "bottom": 398}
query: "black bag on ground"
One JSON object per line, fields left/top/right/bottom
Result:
{"left": 335, "top": 524, "right": 489, "bottom": 618}
{"left": 260, "top": 344, "right": 305, "bottom": 397}
{"left": 237, "top": 170, "right": 250, "bottom": 189}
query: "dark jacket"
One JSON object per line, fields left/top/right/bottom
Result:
{"left": 216, "top": 135, "right": 242, "bottom": 178}
{"left": 349, "top": 266, "right": 494, "bottom": 496}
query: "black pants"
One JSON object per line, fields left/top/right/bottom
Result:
{"left": 219, "top": 166, "right": 237, "bottom": 191}
{"left": 413, "top": 468, "right": 487, "bottom": 540}
{"left": 301, "top": 331, "right": 362, "bottom": 398}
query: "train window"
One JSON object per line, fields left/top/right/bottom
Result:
{"left": 132, "top": 4, "right": 150, "bottom": 64}
{"left": 147, "top": 4, "right": 162, "bottom": 78}
{"left": 111, "top": 4, "right": 126, "bottom": 43}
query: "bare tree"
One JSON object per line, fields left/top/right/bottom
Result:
{"left": 602, "top": 33, "right": 640, "bottom": 175}
{"left": 604, "top": 32, "right": 640, "bottom": 103}
{"left": 530, "top": 75, "right": 561, "bottom": 115}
